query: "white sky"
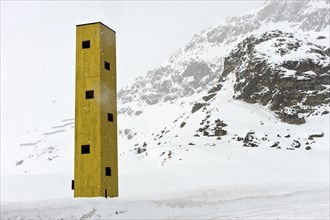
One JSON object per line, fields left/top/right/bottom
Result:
{"left": 0, "top": 1, "right": 261, "bottom": 147}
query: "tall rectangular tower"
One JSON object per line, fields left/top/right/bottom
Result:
{"left": 74, "top": 22, "right": 118, "bottom": 198}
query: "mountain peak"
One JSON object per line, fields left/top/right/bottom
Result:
{"left": 257, "top": 0, "right": 329, "bottom": 30}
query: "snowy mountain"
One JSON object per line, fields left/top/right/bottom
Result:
{"left": 2, "top": 0, "right": 330, "bottom": 219}
{"left": 118, "top": 0, "right": 329, "bottom": 111}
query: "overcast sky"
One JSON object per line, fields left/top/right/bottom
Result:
{"left": 1, "top": 1, "right": 262, "bottom": 146}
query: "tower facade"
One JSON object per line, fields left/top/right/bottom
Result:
{"left": 73, "top": 22, "right": 118, "bottom": 198}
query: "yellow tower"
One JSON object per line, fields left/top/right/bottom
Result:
{"left": 73, "top": 22, "right": 118, "bottom": 198}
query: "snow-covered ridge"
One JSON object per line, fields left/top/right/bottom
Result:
{"left": 188, "top": 0, "right": 329, "bottom": 50}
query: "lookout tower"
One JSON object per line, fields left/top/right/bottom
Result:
{"left": 73, "top": 22, "right": 118, "bottom": 198}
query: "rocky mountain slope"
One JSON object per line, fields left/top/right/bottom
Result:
{"left": 195, "top": 30, "right": 330, "bottom": 125}
{"left": 118, "top": 0, "right": 329, "bottom": 115}
{"left": 118, "top": 0, "right": 329, "bottom": 144}
{"left": 115, "top": 0, "right": 329, "bottom": 175}
{"left": 230, "top": 30, "right": 329, "bottom": 124}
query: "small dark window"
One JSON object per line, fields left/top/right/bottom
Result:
{"left": 108, "top": 113, "right": 113, "bottom": 122}
{"left": 85, "top": 90, "right": 94, "bottom": 99}
{"left": 105, "top": 167, "right": 111, "bottom": 176}
{"left": 71, "top": 180, "right": 74, "bottom": 190}
{"left": 104, "top": 61, "right": 110, "bottom": 71}
{"left": 81, "top": 145, "right": 90, "bottom": 154}
{"left": 82, "top": 40, "right": 90, "bottom": 49}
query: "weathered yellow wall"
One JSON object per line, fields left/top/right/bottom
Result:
{"left": 99, "top": 24, "right": 119, "bottom": 197}
{"left": 74, "top": 22, "right": 118, "bottom": 198}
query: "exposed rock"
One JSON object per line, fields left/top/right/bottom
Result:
{"left": 317, "top": 36, "right": 326, "bottom": 40}
{"left": 200, "top": 114, "right": 211, "bottom": 125}
{"left": 215, "top": 119, "right": 228, "bottom": 127}
{"left": 215, "top": 129, "right": 227, "bottom": 136}
{"left": 308, "top": 132, "right": 324, "bottom": 140}
{"left": 192, "top": 102, "right": 207, "bottom": 113}
{"left": 208, "top": 84, "right": 223, "bottom": 94}
{"left": 270, "top": 142, "right": 279, "bottom": 148}
{"left": 291, "top": 140, "right": 301, "bottom": 148}
{"left": 15, "top": 160, "right": 24, "bottom": 166}
{"left": 124, "top": 129, "right": 134, "bottom": 140}
{"left": 197, "top": 117, "right": 228, "bottom": 137}
{"left": 237, "top": 137, "right": 244, "bottom": 141}
{"left": 137, "top": 147, "right": 146, "bottom": 154}
{"left": 244, "top": 131, "right": 255, "bottom": 142}
{"left": 118, "top": 58, "right": 220, "bottom": 110}
{"left": 182, "top": 61, "right": 211, "bottom": 84}
{"left": 222, "top": 30, "right": 330, "bottom": 124}
{"left": 243, "top": 131, "right": 259, "bottom": 147}
{"left": 321, "top": 110, "right": 329, "bottom": 115}
{"left": 279, "top": 113, "right": 306, "bottom": 125}
{"left": 118, "top": 107, "right": 134, "bottom": 115}
{"left": 180, "top": 122, "right": 186, "bottom": 128}
{"left": 135, "top": 110, "right": 143, "bottom": 116}
{"left": 203, "top": 93, "right": 217, "bottom": 102}
{"left": 244, "top": 142, "right": 258, "bottom": 147}
{"left": 203, "top": 131, "right": 210, "bottom": 136}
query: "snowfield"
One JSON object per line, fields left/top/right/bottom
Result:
{"left": 1, "top": 75, "right": 329, "bottom": 219}
{"left": 1, "top": 186, "right": 329, "bottom": 219}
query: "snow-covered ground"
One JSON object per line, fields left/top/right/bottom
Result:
{"left": 1, "top": 74, "right": 329, "bottom": 219}
{"left": 1, "top": 185, "right": 328, "bottom": 219}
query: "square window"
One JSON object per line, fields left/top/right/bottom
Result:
{"left": 105, "top": 167, "right": 111, "bottom": 176}
{"left": 82, "top": 40, "right": 90, "bottom": 49}
{"left": 108, "top": 113, "right": 113, "bottom": 122}
{"left": 81, "top": 145, "right": 90, "bottom": 154}
{"left": 85, "top": 90, "right": 94, "bottom": 99}
{"left": 104, "top": 61, "right": 110, "bottom": 71}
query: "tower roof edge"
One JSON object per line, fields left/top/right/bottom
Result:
{"left": 76, "top": 22, "right": 116, "bottom": 33}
